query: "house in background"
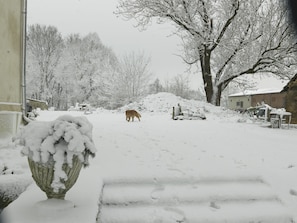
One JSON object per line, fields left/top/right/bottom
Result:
{"left": 228, "top": 89, "right": 286, "bottom": 112}
{"left": 281, "top": 74, "right": 297, "bottom": 124}
{"left": 27, "top": 99, "right": 48, "bottom": 111}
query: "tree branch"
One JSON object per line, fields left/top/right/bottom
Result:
{"left": 211, "top": 0, "right": 240, "bottom": 51}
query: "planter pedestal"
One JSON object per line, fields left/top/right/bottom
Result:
{"left": 28, "top": 156, "right": 83, "bottom": 200}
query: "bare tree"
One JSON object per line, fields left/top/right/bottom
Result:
{"left": 116, "top": 0, "right": 297, "bottom": 105}
{"left": 169, "top": 74, "right": 191, "bottom": 99}
{"left": 118, "top": 51, "right": 152, "bottom": 102}
{"left": 149, "top": 78, "right": 164, "bottom": 94}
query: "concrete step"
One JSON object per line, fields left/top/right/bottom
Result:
{"left": 97, "top": 177, "right": 293, "bottom": 223}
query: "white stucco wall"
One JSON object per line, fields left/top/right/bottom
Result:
{"left": 0, "top": 0, "right": 23, "bottom": 112}
{"left": 0, "top": 0, "right": 24, "bottom": 137}
{"left": 228, "top": 95, "right": 252, "bottom": 111}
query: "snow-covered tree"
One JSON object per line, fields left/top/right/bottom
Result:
{"left": 27, "top": 27, "right": 121, "bottom": 110}
{"left": 56, "top": 33, "right": 119, "bottom": 109}
{"left": 26, "top": 24, "right": 64, "bottom": 105}
{"left": 116, "top": 0, "right": 297, "bottom": 105}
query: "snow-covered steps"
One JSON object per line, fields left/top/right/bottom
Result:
{"left": 97, "top": 177, "right": 293, "bottom": 223}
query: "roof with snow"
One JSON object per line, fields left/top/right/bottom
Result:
{"left": 282, "top": 73, "right": 297, "bottom": 92}
{"left": 228, "top": 88, "right": 283, "bottom": 97}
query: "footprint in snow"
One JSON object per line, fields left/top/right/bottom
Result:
{"left": 163, "top": 207, "right": 186, "bottom": 223}
{"left": 210, "top": 201, "right": 221, "bottom": 210}
{"left": 290, "top": 189, "right": 297, "bottom": 196}
{"left": 167, "top": 167, "right": 186, "bottom": 176}
{"left": 151, "top": 184, "right": 165, "bottom": 201}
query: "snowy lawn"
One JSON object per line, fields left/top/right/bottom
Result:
{"left": 1, "top": 93, "right": 297, "bottom": 222}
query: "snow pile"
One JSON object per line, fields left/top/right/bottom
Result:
{"left": 120, "top": 92, "right": 197, "bottom": 113}
{"left": 0, "top": 174, "right": 32, "bottom": 202}
{"left": 13, "top": 115, "right": 97, "bottom": 192}
{"left": 119, "top": 92, "right": 241, "bottom": 121}
{"left": 0, "top": 140, "right": 28, "bottom": 176}
{"left": 0, "top": 140, "right": 32, "bottom": 212}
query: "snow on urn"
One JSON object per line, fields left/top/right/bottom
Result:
{"left": 14, "top": 115, "right": 97, "bottom": 200}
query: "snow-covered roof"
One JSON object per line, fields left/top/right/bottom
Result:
{"left": 228, "top": 88, "right": 282, "bottom": 97}
{"left": 282, "top": 73, "right": 297, "bottom": 92}
{"left": 27, "top": 98, "right": 48, "bottom": 104}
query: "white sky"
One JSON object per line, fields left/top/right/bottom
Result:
{"left": 26, "top": 0, "right": 286, "bottom": 91}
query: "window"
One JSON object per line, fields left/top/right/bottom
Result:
{"left": 236, "top": 101, "right": 243, "bottom": 108}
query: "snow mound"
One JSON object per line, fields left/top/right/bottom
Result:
{"left": 0, "top": 174, "right": 32, "bottom": 201}
{"left": 120, "top": 92, "right": 194, "bottom": 113}
{"left": 119, "top": 92, "right": 241, "bottom": 120}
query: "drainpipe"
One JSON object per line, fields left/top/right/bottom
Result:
{"left": 21, "top": 0, "right": 31, "bottom": 124}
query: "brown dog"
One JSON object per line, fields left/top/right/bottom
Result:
{"left": 125, "top": 110, "right": 141, "bottom": 122}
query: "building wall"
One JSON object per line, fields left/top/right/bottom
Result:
{"left": 0, "top": 0, "right": 24, "bottom": 112}
{"left": 285, "top": 80, "right": 297, "bottom": 124}
{"left": 0, "top": 0, "right": 24, "bottom": 137}
{"left": 228, "top": 92, "right": 286, "bottom": 111}
{"left": 251, "top": 92, "right": 286, "bottom": 108}
{"left": 228, "top": 95, "right": 252, "bottom": 111}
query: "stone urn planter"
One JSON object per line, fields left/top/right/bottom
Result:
{"left": 14, "top": 115, "right": 97, "bottom": 200}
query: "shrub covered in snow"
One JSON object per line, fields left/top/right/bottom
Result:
{"left": 0, "top": 174, "right": 32, "bottom": 209}
{"left": 13, "top": 115, "right": 97, "bottom": 193}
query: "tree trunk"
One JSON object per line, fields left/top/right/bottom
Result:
{"left": 199, "top": 47, "right": 213, "bottom": 104}
{"left": 214, "top": 84, "right": 222, "bottom": 106}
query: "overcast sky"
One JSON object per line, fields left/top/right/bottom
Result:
{"left": 26, "top": 0, "right": 287, "bottom": 91}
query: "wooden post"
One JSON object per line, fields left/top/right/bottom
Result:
{"left": 172, "top": 107, "right": 175, "bottom": 120}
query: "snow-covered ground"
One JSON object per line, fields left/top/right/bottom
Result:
{"left": 1, "top": 93, "right": 297, "bottom": 223}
